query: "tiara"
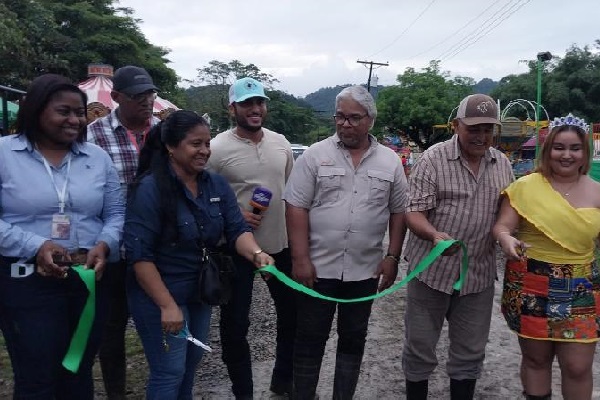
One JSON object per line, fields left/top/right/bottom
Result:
{"left": 548, "top": 113, "right": 589, "bottom": 133}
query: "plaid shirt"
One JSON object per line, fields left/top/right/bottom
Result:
{"left": 87, "top": 109, "right": 159, "bottom": 198}
{"left": 404, "top": 135, "right": 514, "bottom": 295}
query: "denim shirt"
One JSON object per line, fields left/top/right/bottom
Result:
{"left": 124, "top": 170, "right": 251, "bottom": 303}
{"left": 0, "top": 134, "right": 124, "bottom": 262}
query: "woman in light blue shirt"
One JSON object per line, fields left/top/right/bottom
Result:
{"left": 0, "top": 74, "right": 124, "bottom": 399}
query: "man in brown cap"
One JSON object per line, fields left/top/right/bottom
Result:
{"left": 402, "top": 94, "right": 514, "bottom": 399}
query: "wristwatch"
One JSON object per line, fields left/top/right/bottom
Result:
{"left": 384, "top": 253, "right": 400, "bottom": 263}
{"left": 252, "top": 249, "right": 264, "bottom": 262}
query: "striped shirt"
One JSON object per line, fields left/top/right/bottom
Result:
{"left": 87, "top": 109, "right": 160, "bottom": 198}
{"left": 404, "top": 135, "right": 514, "bottom": 294}
{"left": 283, "top": 134, "right": 408, "bottom": 281}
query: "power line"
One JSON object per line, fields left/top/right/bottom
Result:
{"left": 436, "top": 0, "right": 519, "bottom": 60}
{"left": 438, "top": 0, "right": 530, "bottom": 61}
{"left": 367, "top": 0, "right": 438, "bottom": 59}
{"left": 442, "top": 0, "right": 530, "bottom": 61}
{"left": 356, "top": 60, "right": 389, "bottom": 92}
{"left": 403, "top": 0, "right": 499, "bottom": 61}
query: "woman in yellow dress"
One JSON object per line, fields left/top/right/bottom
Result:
{"left": 493, "top": 114, "right": 600, "bottom": 400}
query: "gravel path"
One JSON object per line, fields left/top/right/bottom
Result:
{"left": 195, "top": 252, "right": 600, "bottom": 400}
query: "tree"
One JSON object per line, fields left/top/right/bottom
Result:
{"left": 191, "top": 60, "right": 280, "bottom": 132}
{"left": 375, "top": 61, "right": 474, "bottom": 149}
{"left": 196, "top": 59, "right": 278, "bottom": 88}
{"left": 188, "top": 60, "right": 320, "bottom": 143}
{"left": 0, "top": 0, "right": 183, "bottom": 106}
{"left": 491, "top": 42, "right": 600, "bottom": 123}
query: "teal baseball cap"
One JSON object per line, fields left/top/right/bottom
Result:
{"left": 228, "top": 77, "right": 270, "bottom": 105}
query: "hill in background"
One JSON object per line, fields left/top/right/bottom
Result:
{"left": 301, "top": 79, "right": 498, "bottom": 116}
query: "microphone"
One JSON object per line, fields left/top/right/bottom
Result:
{"left": 249, "top": 187, "right": 272, "bottom": 215}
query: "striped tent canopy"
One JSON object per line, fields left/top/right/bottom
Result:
{"left": 77, "top": 74, "right": 179, "bottom": 113}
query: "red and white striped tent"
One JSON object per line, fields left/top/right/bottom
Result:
{"left": 78, "top": 64, "right": 180, "bottom": 122}
{"left": 78, "top": 74, "right": 179, "bottom": 113}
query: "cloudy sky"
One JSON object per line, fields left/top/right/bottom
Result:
{"left": 118, "top": 0, "right": 599, "bottom": 97}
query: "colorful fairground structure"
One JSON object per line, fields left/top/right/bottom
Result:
{"left": 78, "top": 64, "right": 179, "bottom": 123}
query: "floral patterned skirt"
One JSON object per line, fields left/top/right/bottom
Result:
{"left": 502, "top": 257, "right": 600, "bottom": 341}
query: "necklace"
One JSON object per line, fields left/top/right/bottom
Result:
{"left": 551, "top": 176, "right": 580, "bottom": 197}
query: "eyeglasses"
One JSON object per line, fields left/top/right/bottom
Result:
{"left": 123, "top": 91, "right": 157, "bottom": 103}
{"left": 333, "top": 114, "right": 368, "bottom": 127}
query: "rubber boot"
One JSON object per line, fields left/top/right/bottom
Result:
{"left": 450, "top": 378, "right": 476, "bottom": 400}
{"left": 225, "top": 360, "right": 253, "bottom": 399}
{"left": 523, "top": 392, "right": 552, "bottom": 400}
{"left": 292, "top": 356, "right": 322, "bottom": 400}
{"left": 406, "top": 379, "right": 428, "bottom": 400}
{"left": 332, "top": 353, "right": 363, "bottom": 400}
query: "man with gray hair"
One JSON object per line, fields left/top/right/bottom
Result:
{"left": 283, "top": 85, "right": 408, "bottom": 399}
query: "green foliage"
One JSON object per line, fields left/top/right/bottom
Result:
{"left": 375, "top": 60, "right": 473, "bottom": 149}
{"left": 473, "top": 78, "right": 499, "bottom": 95}
{"left": 189, "top": 60, "right": 320, "bottom": 144}
{"left": 264, "top": 91, "right": 319, "bottom": 144}
{"left": 0, "top": 0, "right": 181, "bottom": 106}
{"left": 491, "top": 42, "right": 600, "bottom": 122}
{"left": 185, "top": 84, "right": 231, "bottom": 132}
{"left": 304, "top": 85, "right": 352, "bottom": 116}
{"left": 196, "top": 59, "right": 279, "bottom": 88}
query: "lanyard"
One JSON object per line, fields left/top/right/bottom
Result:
{"left": 41, "top": 154, "right": 72, "bottom": 214}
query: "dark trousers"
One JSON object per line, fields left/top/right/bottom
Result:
{"left": 293, "top": 278, "right": 378, "bottom": 399}
{"left": 99, "top": 260, "right": 129, "bottom": 398}
{"left": 0, "top": 265, "right": 109, "bottom": 400}
{"left": 219, "top": 248, "right": 296, "bottom": 398}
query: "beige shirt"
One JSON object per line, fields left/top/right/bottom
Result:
{"left": 404, "top": 135, "right": 514, "bottom": 294}
{"left": 207, "top": 128, "right": 293, "bottom": 254}
{"left": 283, "top": 134, "right": 408, "bottom": 281}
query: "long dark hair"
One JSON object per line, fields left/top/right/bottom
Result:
{"left": 131, "top": 110, "right": 210, "bottom": 243}
{"left": 16, "top": 74, "right": 87, "bottom": 144}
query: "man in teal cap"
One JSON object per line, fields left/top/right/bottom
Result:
{"left": 207, "top": 77, "right": 297, "bottom": 399}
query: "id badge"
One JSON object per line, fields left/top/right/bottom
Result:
{"left": 51, "top": 213, "right": 71, "bottom": 240}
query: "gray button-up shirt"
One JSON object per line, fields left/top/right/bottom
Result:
{"left": 404, "top": 135, "right": 514, "bottom": 294}
{"left": 283, "top": 134, "right": 408, "bottom": 281}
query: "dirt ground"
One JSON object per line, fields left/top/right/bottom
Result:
{"left": 195, "top": 252, "right": 600, "bottom": 400}
{"left": 2, "top": 251, "right": 600, "bottom": 399}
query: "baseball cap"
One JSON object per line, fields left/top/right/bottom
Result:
{"left": 455, "top": 94, "right": 500, "bottom": 126}
{"left": 112, "top": 66, "right": 158, "bottom": 96}
{"left": 229, "top": 77, "right": 270, "bottom": 105}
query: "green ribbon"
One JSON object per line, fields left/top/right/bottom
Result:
{"left": 62, "top": 265, "right": 96, "bottom": 373}
{"left": 257, "top": 239, "right": 468, "bottom": 303}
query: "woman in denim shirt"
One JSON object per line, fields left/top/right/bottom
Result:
{"left": 0, "top": 74, "right": 124, "bottom": 399}
{"left": 125, "top": 110, "right": 274, "bottom": 400}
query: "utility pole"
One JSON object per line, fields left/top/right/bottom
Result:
{"left": 356, "top": 60, "right": 389, "bottom": 92}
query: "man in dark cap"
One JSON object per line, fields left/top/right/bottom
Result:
{"left": 87, "top": 65, "right": 160, "bottom": 400}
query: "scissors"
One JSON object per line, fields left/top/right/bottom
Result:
{"left": 170, "top": 321, "right": 212, "bottom": 352}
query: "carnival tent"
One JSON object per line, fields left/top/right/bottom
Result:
{"left": 521, "top": 128, "right": 549, "bottom": 149}
{"left": 77, "top": 74, "right": 179, "bottom": 113}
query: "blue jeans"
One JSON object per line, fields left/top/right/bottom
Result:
{"left": 220, "top": 248, "right": 296, "bottom": 397}
{"left": 0, "top": 262, "right": 109, "bottom": 400}
{"left": 128, "top": 285, "right": 212, "bottom": 400}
